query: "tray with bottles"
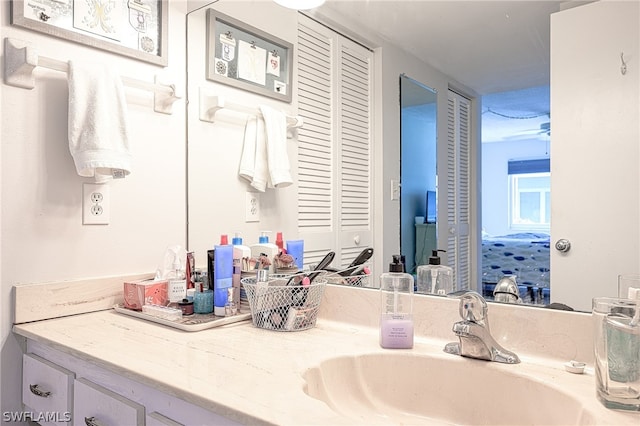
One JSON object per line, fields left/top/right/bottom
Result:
{"left": 113, "top": 301, "right": 252, "bottom": 332}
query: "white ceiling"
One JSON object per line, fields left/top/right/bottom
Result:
{"left": 313, "top": 0, "right": 591, "bottom": 142}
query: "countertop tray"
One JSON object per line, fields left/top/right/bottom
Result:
{"left": 113, "top": 302, "right": 252, "bottom": 332}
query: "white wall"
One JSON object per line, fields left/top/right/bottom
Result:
{"left": 1, "top": 0, "right": 187, "bottom": 416}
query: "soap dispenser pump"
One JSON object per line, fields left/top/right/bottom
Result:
{"left": 416, "top": 249, "right": 453, "bottom": 295}
{"left": 379, "top": 255, "right": 414, "bottom": 349}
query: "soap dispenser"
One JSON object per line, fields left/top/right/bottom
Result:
{"left": 167, "top": 254, "right": 187, "bottom": 307}
{"left": 416, "top": 249, "right": 453, "bottom": 296}
{"left": 380, "top": 255, "right": 414, "bottom": 349}
{"left": 250, "top": 231, "right": 278, "bottom": 273}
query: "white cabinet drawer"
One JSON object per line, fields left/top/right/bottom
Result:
{"left": 22, "top": 353, "right": 74, "bottom": 426}
{"left": 73, "top": 378, "right": 144, "bottom": 426}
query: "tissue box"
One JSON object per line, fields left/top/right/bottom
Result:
{"left": 123, "top": 279, "right": 168, "bottom": 310}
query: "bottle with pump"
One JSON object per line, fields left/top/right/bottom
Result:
{"left": 167, "top": 254, "right": 187, "bottom": 307}
{"left": 232, "top": 232, "right": 251, "bottom": 303}
{"left": 250, "top": 231, "right": 279, "bottom": 273}
{"left": 416, "top": 249, "right": 453, "bottom": 296}
{"left": 380, "top": 255, "right": 414, "bottom": 349}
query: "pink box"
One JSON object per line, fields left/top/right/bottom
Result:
{"left": 123, "top": 279, "right": 168, "bottom": 310}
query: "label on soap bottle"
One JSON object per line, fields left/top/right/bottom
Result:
{"left": 168, "top": 279, "right": 187, "bottom": 303}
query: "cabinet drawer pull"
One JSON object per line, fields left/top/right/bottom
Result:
{"left": 29, "top": 384, "right": 51, "bottom": 398}
{"left": 84, "top": 416, "right": 105, "bottom": 426}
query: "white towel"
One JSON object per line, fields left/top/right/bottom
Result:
{"left": 239, "top": 116, "right": 257, "bottom": 183}
{"left": 68, "top": 61, "right": 132, "bottom": 183}
{"left": 259, "top": 105, "right": 293, "bottom": 188}
{"left": 239, "top": 116, "right": 269, "bottom": 192}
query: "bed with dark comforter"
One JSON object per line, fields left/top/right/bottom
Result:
{"left": 481, "top": 232, "right": 550, "bottom": 289}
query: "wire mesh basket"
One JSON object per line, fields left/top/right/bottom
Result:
{"left": 324, "top": 265, "right": 374, "bottom": 288}
{"left": 241, "top": 274, "right": 327, "bottom": 331}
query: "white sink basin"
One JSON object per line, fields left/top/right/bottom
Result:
{"left": 303, "top": 352, "right": 596, "bottom": 425}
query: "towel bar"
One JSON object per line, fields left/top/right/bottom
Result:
{"left": 4, "top": 37, "right": 181, "bottom": 115}
{"left": 199, "top": 89, "right": 304, "bottom": 132}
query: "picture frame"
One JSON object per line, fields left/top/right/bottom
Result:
{"left": 10, "top": 0, "right": 168, "bottom": 66}
{"left": 206, "top": 9, "right": 293, "bottom": 103}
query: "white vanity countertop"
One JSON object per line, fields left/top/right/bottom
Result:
{"left": 13, "top": 284, "right": 640, "bottom": 425}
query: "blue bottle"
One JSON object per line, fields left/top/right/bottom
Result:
{"left": 213, "top": 241, "right": 233, "bottom": 316}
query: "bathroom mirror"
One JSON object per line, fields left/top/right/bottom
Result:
{"left": 399, "top": 75, "right": 438, "bottom": 276}
{"left": 186, "top": 1, "right": 639, "bottom": 314}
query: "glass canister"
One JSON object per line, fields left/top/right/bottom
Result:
{"left": 592, "top": 297, "right": 640, "bottom": 411}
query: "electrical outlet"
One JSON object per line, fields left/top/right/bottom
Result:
{"left": 245, "top": 192, "right": 260, "bottom": 222}
{"left": 83, "top": 183, "right": 110, "bottom": 225}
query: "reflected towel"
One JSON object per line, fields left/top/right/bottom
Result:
{"left": 239, "top": 115, "right": 268, "bottom": 192}
{"left": 68, "top": 61, "right": 132, "bottom": 182}
{"left": 259, "top": 105, "right": 293, "bottom": 188}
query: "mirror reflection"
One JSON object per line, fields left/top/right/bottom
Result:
{"left": 398, "top": 75, "right": 438, "bottom": 279}
{"left": 187, "top": 1, "right": 640, "bottom": 314}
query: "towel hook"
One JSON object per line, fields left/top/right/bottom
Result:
{"left": 620, "top": 52, "right": 627, "bottom": 75}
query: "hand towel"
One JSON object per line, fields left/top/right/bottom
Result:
{"left": 239, "top": 115, "right": 268, "bottom": 192}
{"left": 239, "top": 116, "right": 257, "bottom": 183}
{"left": 68, "top": 61, "right": 132, "bottom": 183}
{"left": 259, "top": 105, "right": 293, "bottom": 188}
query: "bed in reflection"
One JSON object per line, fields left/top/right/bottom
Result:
{"left": 481, "top": 232, "right": 550, "bottom": 305}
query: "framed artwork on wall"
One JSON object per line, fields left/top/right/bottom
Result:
{"left": 205, "top": 9, "right": 293, "bottom": 103}
{"left": 10, "top": 0, "right": 168, "bottom": 66}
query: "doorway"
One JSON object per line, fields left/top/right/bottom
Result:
{"left": 480, "top": 85, "right": 551, "bottom": 305}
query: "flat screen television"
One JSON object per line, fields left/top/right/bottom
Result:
{"left": 426, "top": 190, "right": 437, "bottom": 223}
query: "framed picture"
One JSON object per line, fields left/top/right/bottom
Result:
{"left": 10, "top": 0, "right": 168, "bottom": 66}
{"left": 206, "top": 9, "right": 293, "bottom": 103}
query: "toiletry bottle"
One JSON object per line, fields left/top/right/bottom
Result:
{"left": 214, "top": 236, "right": 234, "bottom": 316}
{"left": 224, "top": 287, "right": 239, "bottom": 316}
{"left": 186, "top": 252, "right": 195, "bottom": 289}
{"left": 232, "top": 232, "right": 251, "bottom": 304}
{"left": 286, "top": 239, "right": 304, "bottom": 271}
{"left": 380, "top": 255, "right": 414, "bottom": 349}
{"left": 416, "top": 249, "right": 453, "bottom": 295}
{"left": 193, "top": 279, "right": 214, "bottom": 314}
{"left": 275, "top": 232, "right": 285, "bottom": 253}
{"left": 250, "top": 231, "right": 279, "bottom": 273}
{"left": 167, "top": 255, "right": 187, "bottom": 307}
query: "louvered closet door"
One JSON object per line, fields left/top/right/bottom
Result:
{"left": 297, "top": 15, "right": 374, "bottom": 269}
{"left": 446, "top": 90, "right": 471, "bottom": 291}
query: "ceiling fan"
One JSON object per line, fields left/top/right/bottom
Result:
{"left": 505, "top": 121, "right": 551, "bottom": 140}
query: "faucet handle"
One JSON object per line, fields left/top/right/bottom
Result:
{"left": 457, "top": 291, "right": 488, "bottom": 324}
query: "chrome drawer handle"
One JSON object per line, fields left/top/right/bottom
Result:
{"left": 85, "top": 416, "right": 105, "bottom": 426}
{"left": 29, "top": 384, "right": 51, "bottom": 398}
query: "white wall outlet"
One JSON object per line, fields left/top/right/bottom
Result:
{"left": 83, "top": 183, "right": 110, "bottom": 225}
{"left": 245, "top": 192, "right": 260, "bottom": 222}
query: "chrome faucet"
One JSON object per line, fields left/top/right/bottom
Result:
{"left": 444, "top": 291, "right": 520, "bottom": 364}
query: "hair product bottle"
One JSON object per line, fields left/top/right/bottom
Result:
{"left": 380, "top": 255, "right": 414, "bottom": 349}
